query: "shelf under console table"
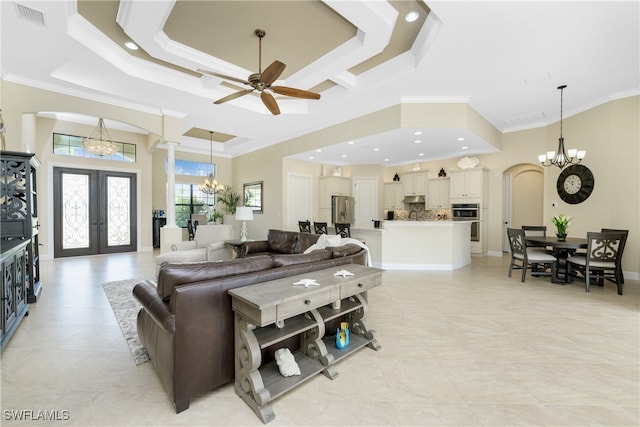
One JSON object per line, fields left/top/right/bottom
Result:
{"left": 228, "top": 264, "right": 383, "bottom": 423}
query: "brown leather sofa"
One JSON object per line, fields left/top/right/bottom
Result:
{"left": 133, "top": 230, "right": 366, "bottom": 413}
{"left": 239, "top": 229, "right": 322, "bottom": 258}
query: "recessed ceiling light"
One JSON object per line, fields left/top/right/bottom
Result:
{"left": 347, "top": 141, "right": 355, "bottom": 145}
{"left": 308, "top": 156, "right": 314, "bottom": 160}
{"left": 384, "top": 158, "right": 390, "bottom": 162}
{"left": 414, "top": 131, "right": 422, "bottom": 136}
{"left": 405, "top": 11, "right": 419, "bottom": 22}
{"left": 124, "top": 41, "right": 139, "bottom": 50}
{"left": 315, "top": 149, "right": 322, "bottom": 153}
{"left": 373, "top": 148, "right": 380, "bottom": 152}
{"left": 461, "top": 146, "right": 469, "bottom": 150}
{"left": 457, "top": 137, "right": 465, "bottom": 141}
{"left": 414, "top": 140, "right": 421, "bottom": 144}
{"left": 341, "top": 154, "right": 347, "bottom": 158}
{"left": 418, "top": 153, "right": 424, "bottom": 156}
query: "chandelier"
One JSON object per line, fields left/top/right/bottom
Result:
{"left": 83, "top": 118, "right": 119, "bottom": 156}
{"left": 200, "top": 131, "right": 223, "bottom": 195}
{"left": 538, "top": 85, "right": 586, "bottom": 168}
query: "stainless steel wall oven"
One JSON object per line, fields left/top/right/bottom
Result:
{"left": 452, "top": 203, "right": 480, "bottom": 242}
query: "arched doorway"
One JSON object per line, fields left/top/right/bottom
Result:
{"left": 502, "top": 164, "right": 544, "bottom": 251}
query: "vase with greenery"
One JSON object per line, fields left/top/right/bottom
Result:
{"left": 551, "top": 214, "right": 572, "bottom": 241}
{"left": 209, "top": 211, "right": 224, "bottom": 224}
{"left": 216, "top": 185, "right": 241, "bottom": 215}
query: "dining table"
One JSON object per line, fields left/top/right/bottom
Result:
{"left": 525, "top": 236, "right": 588, "bottom": 283}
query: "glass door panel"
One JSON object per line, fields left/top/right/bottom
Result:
{"left": 61, "top": 172, "right": 90, "bottom": 250}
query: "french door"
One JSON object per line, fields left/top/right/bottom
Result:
{"left": 53, "top": 167, "right": 137, "bottom": 258}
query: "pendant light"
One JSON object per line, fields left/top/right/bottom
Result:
{"left": 200, "top": 131, "right": 222, "bottom": 194}
{"left": 83, "top": 118, "right": 119, "bottom": 156}
{"left": 538, "top": 85, "right": 586, "bottom": 168}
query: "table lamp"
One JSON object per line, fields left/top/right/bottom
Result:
{"left": 235, "top": 207, "right": 254, "bottom": 241}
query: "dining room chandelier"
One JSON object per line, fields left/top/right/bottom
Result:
{"left": 83, "top": 118, "right": 119, "bottom": 156}
{"left": 538, "top": 85, "right": 586, "bottom": 168}
{"left": 200, "top": 131, "right": 223, "bottom": 195}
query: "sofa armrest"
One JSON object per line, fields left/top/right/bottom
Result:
{"left": 207, "top": 241, "right": 234, "bottom": 262}
{"left": 132, "top": 280, "right": 175, "bottom": 333}
{"left": 171, "top": 241, "right": 197, "bottom": 251}
{"left": 243, "top": 240, "right": 269, "bottom": 256}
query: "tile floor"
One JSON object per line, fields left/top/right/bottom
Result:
{"left": 1, "top": 251, "right": 638, "bottom": 426}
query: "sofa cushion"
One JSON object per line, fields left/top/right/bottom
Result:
{"left": 157, "top": 255, "right": 275, "bottom": 301}
{"left": 267, "top": 229, "right": 298, "bottom": 254}
{"left": 271, "top": 249, "right": 331, "bottom": 267}
{"left": 292, "top": 232, "right": 320, "bottom": 254}
{"left": 330, "top": 243, "right": 362, "bottom": 258}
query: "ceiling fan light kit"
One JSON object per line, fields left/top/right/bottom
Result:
{"left": 198, "top": 29, "right": 321, "bottom": 115}
{"left": 538, "top": 85, "right": 586, "bottom": 169}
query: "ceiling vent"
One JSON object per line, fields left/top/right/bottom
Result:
{"left": 14, "top": 3, "right": 46, "bottom": 26}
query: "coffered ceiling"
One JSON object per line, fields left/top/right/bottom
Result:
{"left": 1, "top": 1, "right": 638, "bottom": 166}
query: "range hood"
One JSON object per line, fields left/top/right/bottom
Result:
{"left": 402, "top": 195, "right": 426, "bottom": 204}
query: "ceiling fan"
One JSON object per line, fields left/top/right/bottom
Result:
{"left": 198, "top": 29, "right": 321, "bottom": 116}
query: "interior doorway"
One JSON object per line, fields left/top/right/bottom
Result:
{"left": 353, "top": 177, "right": 378, "bottom": 229}
{"left": 53, "top": 167, "right": 137, "bottom": 257}
{"left": 286, "top": 173, "right": 313, "bottom": 230}
{"left": 502, "top": 164, "right": 544, "bottom": 252}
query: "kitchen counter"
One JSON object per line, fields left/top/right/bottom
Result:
{"left": 351, "top": 220, "right": 471, "bottom": 271}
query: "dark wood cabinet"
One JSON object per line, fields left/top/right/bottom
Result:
{"left": 1, "top": 151, "right": 42, "bottom": 303}
{"left": 0, "top": 239, "right": 29, "bottom": 350}
{"left": 153, "top": 217, "right": 166, "bottom": 248}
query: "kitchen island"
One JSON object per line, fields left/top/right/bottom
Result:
{"left": 350, "top": 221, "right": 471, "bottom": 271}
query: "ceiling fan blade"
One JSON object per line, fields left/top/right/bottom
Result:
{"left": 272, "top": 86, "right": 321, "bottom": 100}
{"left": 260, "top": 60, "right": 286, "bottom": 86}
{"left": 261, "top": 92, "right": 281, "bottom": 115}
{"left": 214, "top": 89, "right": 254, "bottom": 105}
{"left": 197, "top": 68, "right": 252, "bottom": 86}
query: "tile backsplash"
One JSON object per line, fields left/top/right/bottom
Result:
{"left": 391, "top": 207, "right": 451, "bottom": 221}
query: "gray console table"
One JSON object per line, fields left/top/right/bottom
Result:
{"left": 228, "top": 264, "right": 383, "bottom": 423}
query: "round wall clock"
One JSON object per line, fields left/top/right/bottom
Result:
{"left": 556, "top": 164, "right": 595, "bottom": 204}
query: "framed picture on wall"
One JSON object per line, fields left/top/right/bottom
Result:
{"left": 243, "top": 181, "right": 263, "bottom": 213}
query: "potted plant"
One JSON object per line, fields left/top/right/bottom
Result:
{"left": 216, "top": 185, "right": 241, "bottom": 215}
{"left": 209, "top": 211, "right": 224, "bottom": 224}
{"left": 551, "top": 214, "right": 572, "bottom": 241}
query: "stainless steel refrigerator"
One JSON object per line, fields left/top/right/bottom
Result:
{"left": 331, "top": 195, "right": 355, "bottom": 224}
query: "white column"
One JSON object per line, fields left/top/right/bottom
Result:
{"left": 160, "top": 140, "right": 183, "bottom": 253}
{"left": 165, "top": 140, "right": 179, "bottom": 227}
{"left": 21, "top": 113, "right": 37, "bottom": 153}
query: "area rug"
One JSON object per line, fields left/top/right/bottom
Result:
{"left": 102, "top": 278, "right": 152, "bottom": 365}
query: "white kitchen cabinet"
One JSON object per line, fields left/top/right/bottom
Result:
{"left": 383, "top": 182, "right": 403, "bottom": 210}
{"left": 449, "top": 169, "right": 486, "bottom": 201}
{"left": 427, "top": 178, "right": 450, "bottom": 209}
{"left": 318, "top": 176, "right": 351, "bottom": 208}
{"left": 402, "top": 172, "right": 427, "bottom": 196}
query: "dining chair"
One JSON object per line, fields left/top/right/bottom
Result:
{"left": 186, "top": 219, "right": 196, "bottom": 241}
{"left": 191, "top": 214, "right": 207, "bottom": 227}
{"left": 521, "top": 225, "right": 547, "bottom": 246}
{"left": 298, "top": 220, "right": 311, "bottom": 233}
{"left": 521, "top": 225, "right": 551, "bottom": 271}
{"left": 601, "top": 228, "right": 628, "bottom": 284}
{"left": 335, "top": 223, "right": 351, "bottom": 238}
{"left": 313, "top": 222, "right": 328, "bottom": 234}
{"left": 567, "top": 231, "right": 625, "bottom": 295}
{"left": 507, "top": 228, "right": 557, "bottom": 282}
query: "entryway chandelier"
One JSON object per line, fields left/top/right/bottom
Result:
{"left": 200, "top": 131, "right": 223, "bottom": 195}
{"left": 83, "top": 118, "right": 119, "bottom": 156}
{"left": 538, "top": 85, "right": 586, "bottom": 168}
